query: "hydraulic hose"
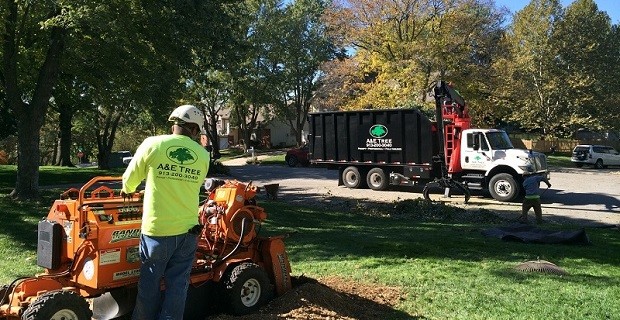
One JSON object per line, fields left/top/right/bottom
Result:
{"left": 216, "top": 217, "right": 248, "bottom": 264}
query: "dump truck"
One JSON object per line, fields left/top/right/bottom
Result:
{"left": 307, "top": 81, "right": 549, "bottom": 202}
{"left": 0, "top": 176, "right": 291, "bottom": 319}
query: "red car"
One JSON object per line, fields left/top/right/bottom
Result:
{"left": 285, "top": 145, "right": 309, "bottom": 167}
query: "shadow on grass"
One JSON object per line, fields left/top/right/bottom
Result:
{"left": 0, "top": 190, "right": 63, "bottom": 252}
{"left": 259, "top": 199, "right": 620, "bottom": 284}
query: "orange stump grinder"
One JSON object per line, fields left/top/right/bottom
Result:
{"left": 0, "top": 177, "right": 292, "bottom": 319}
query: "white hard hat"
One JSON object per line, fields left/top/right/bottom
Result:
{"left": 168, "top": 105, "right": 206, "bottom": 134}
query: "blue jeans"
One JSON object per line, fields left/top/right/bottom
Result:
{"left": 132, "top": 233, "right": 198, "bottom": 320}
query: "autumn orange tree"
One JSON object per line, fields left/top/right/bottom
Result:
{"left": 322, "top": 0, "right": 506, "bottom": 115}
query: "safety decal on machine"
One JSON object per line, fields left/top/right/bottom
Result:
{"left": 126, "top": 246, "right": 140, "bottom": 263}
{"left": 113, "top": 269, "right": 140, "bottom": 281}
{"left": 99, "top": 248, "right": 121, "bottom": 265}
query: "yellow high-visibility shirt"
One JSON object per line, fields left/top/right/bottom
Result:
{"left": 122, "top": 134, "right": 210, "bottom": 236}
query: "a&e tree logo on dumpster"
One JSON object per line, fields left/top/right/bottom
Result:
{"left": 369, "top": 124, "right": 388, "bottom": 138}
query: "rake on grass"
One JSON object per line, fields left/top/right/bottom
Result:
{"left": 514, "top": 260, "right": 567, "bottom": 275}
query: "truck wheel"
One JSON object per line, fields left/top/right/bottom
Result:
{"left": 223, "top": 263, "right": 273, "bottom": 315}
{"left": 22, "top": 290, "right": 92, "bottom": 320}
{"left": 489, "top": 173, "right": 519, "bottom": 202}
{"left": 342, "top": 166, "right": 363, "bottom": 188}
{"left": 286, "top": 155, "right": 299, "bottom": 167}
{"left": 366, "top": 168, "right": 388, "bottom": 191}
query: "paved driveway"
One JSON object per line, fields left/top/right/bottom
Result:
{"left": 222, "top": 157, "right": 620, "bottom": 227}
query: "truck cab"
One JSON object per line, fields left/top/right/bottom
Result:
{"left": 459, "top": 129, "right": 549, "bottom": 201}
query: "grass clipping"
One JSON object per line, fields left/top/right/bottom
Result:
{"left": 310, "top": 198, "right": 510, "bottom": 224}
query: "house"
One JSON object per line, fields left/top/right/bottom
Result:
{"left": 210, "top": 108, "right": 308, "bottom": 149}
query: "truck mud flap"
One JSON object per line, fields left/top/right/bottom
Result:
{"left": 423, "top": 178, "right": 471, "bottom": 204}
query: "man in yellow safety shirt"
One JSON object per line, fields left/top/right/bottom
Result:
{"left": 121, "top": 105, "right": 210, "bottom": 319}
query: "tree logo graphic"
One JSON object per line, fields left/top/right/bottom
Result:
{"left": 369, "top": 124, "right": 388, "bottom": 138}
{"left": 166, "top": 146, "right": 198, "bottom": 165}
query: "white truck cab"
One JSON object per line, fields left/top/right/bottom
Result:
{"left": 459, "top": 129, "right": 549, "bottom": 201}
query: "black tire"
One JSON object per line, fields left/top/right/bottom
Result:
{"left": 0, "top": 284, "right": 12, "bottom": 304}
{"left": 342, "top": 166, "right": 363, "bottom": 189}
{"left": 286, "top": 155, "right": 299, "bottom": 167}
{"left": 366, "top": 168, "right": 389, "bottom": 191}
{"left": 223, "top": 263, "right": 273, "bottom": 316}
{"left": 488, "top": 173, "right": 519, "bottom": 202}
{"left": 22, "top": 290, "right": 92, "bottom": 320}
{"left": 595, "top": 159, "right": 604, "bottom": 169}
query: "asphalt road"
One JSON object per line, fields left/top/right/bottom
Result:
{"left": 223, "top": 157, "right": 620, "bottom": 227}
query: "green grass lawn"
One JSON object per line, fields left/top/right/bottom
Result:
{"left": 0, "top": 166, "right": 128, "bottom": 281}
{"left": 0, "top": 165, "right": 125, "bottom": 193}
{"left": 260, "top": 201, "right": 619, "bottom": 319}
{"left": 259, "top": 153, "right": 286, "bottom": 165}
{"left": 546, "top": 153, "right": 573, "bottom": 168}
{"left": 217, "top": 148, "right": 246, "bottom": 161}
{"left": 1, "top": 159, "right": 617, "bottom": 319}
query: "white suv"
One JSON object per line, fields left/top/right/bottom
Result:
{"left": 571, "top": 144, "right": 620, "bottom": 169}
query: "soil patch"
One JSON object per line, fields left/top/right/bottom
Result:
{"left": 208, "top": 276, "right": 407, "bottom": 320}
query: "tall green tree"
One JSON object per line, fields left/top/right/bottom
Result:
{"left": 62, "top": 1, "right": 236, "bottom": 169}
{"left": 272, "top": 0, "right": 341, "bottom": 146}
{"left": 604, "top": 25, "right": 620, "bottom": 134}
{"left": 551, "top": 0, "right": 614, "bottom": 136}
{"left": 63, "top": 1, "right": 212, "bottom": 169}
{"left": 50, "top": 74, "right": 91, "bottom": 167}
{"left": 230, "top": 0, "right": 287, "bottom": 150}
{"left": 181, "top": 0, "right": 245, "bottom": 157}
{"left": 1, "top": 1, "right": 67, "bottom": 199}
{"left": 495, "top": 0, "right": 616, "bottom": 138}
{"left": 492, "top": 0, "right": 564, "bottom": 137}
{"left": 185, "top": 69, "right": 233, "bottom": 159}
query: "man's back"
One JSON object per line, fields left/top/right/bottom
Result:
{"left": 123, "top": 134, "right": 210, "bottom": 236}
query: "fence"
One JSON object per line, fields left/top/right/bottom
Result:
{"left": 512, "top": 138, "right": 620, "bottom": 153}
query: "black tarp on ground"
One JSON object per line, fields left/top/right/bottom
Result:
{"left": 481, "top": 224, "right": 591, "bottom": 245}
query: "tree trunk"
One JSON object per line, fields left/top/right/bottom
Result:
{"left": 96, "top": 112, "right": 122, "bottom": 169}
{"left": 52, "top": 136, "right": 59, "bottom": 165}
{"left": 55, "top": 106, "right": 74, "bottom": 166}
{"left": 9, "top": 105, "right": 42, "bottom": 199}
{"left": 206, "top": 120, "right": 221, "bottom": 159}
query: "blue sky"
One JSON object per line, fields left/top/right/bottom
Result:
{"left": 495, "top": 0, "right": 619, "bottom": 24}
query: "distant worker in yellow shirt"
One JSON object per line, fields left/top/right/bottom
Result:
{"left": 121, "top": 105, "right": 210, "bottom": 320}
